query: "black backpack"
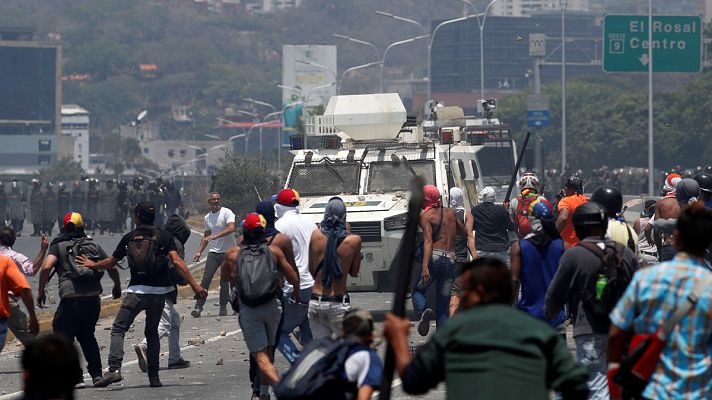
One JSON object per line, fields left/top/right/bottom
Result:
{"left": 126, "top": 230, "right": 162, "bottom": 277}
{"left": 579, "top": 241, "right": 632, "bottom": 328}
{"left": 274, "top": 338, "right": 360, "bottom": 400}
{"left": 59, "top": 236, "right": 105, "bottom": 282}
{"left": 235, "top": 242, "right": 280, "bottom": 307}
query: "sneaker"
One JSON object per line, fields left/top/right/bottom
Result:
{"left": 149, "top": 376, "right": 163, "bottom": 388}
{"left": 417, "top": 308, "right": 434, "bottom": 336}
{"left": 191, "top": 308, "right": 202, "bottom": 318}
{"left": 93, "top": 370, "right": 123, "bottom": 387}
{"left": 92, "top": 376, "right": 102, "bottom": 386}
{"left": 167, "top": 358, "right": 191, "bottom": 369}
{"left": 134, "top": 344, "right": 148, "bottom": 373}
{"left": 251, "top": 393, "right": 261, "bottom": 400}
{"left": 219, "top": 307, "right": 228, "bottom": 316}
{"left": 75, "top": 381, "right": 86, "bottom": 389}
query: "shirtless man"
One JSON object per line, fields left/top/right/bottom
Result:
{"left": 307, "top": 197, "right": 361, "bottom": 339}
{"left": 645, "top": 173, "right": 682, "bottom": 261}
{"left": 413, "top": 185, "right": 474, "bottom": 336}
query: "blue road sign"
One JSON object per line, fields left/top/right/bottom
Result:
{"left": 527, "top": 110, "right": 550, "bottom": 128}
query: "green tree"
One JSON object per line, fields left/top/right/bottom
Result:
{"left": 37, "top": 157, "right": 84, "bottom": 182}
{"left": 212, "top": 155, "right": 282, "bottom": 219}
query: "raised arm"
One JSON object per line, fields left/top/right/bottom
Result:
{"left": 30, "top": 235, "right": 49, "bottom": 275}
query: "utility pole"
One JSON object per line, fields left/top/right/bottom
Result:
{"left": 561, "top": 0, "right": 567, "bottom": 171}
{"left": 647, "top": 0, "right": 654, "bottom": 196}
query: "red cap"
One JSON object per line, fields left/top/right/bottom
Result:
{"left": 276, "top": 188, "right": 300, "bottom": 206}
{"left": 243, "top": 213, "right": 266, "bottom": 231}
{"left": 63, "top": 212, "right": 84, "bottom": 228}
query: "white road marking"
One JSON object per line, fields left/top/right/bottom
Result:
{"left": 0, "top": 328, "right": 243, "bottom": 400}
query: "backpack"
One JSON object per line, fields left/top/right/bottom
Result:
{"left": 235, "top": 242, "right": 280, "bottom": 307}
{"left": 274, "top": 338, "right": 360, "bottom": 400}
{"left": 126, "top": 229, "right": 162, "bottom": 277}
{"left": 59, "top": 237, "right": 105, "bottom": 282}
{"left": 515, "top": 195, "right": 537, "bottom": 239}
{"left": 579, "top": 242, "right": 632, "bottom": 329}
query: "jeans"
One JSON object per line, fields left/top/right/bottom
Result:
{"left": 140, "top": 298, "right": 182, "bottom": 364}
{"left": 308, "top": 299, "right": 351, "bottom": 339}
{"left": 574, "top": 333, "right": 609, "bottom": 400}
{"left": 277, "top": 287, "right": 313, "bottom": 364}
{"left": 194, "top": 252, "right": 228, "bottom": 310}
{"left": 53, "top": 296, "right": 103, "bottom": 379}
{"left": 0, "top": 318, "right": 7, "bottom": 354}
{"left": 412, "top": 255, "right": 457, "bottom": 328}
{"left": 476, "top": 249, "right": 511, "bottom": 268}
{"left": 108, "top": 292, "right": 166, "bottom": 377}
{"left": 8, "top": 297, "right": 32, "bottom": 345}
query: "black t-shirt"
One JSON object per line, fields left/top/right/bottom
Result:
{"left": 49, "top": 235, "right": 108, "bottom": 299}
{"left": 113, "top": 224, "right": 177, "bottom": 287}
{"left": 471, "top": 202, "right": 514, "bottom": 252}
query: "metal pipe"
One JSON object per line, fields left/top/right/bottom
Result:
{"left": 648, "top": 0, "right": 654, "bottom": 195}
{"left": 561, "top": 0, "right": 567, "bottom": 171}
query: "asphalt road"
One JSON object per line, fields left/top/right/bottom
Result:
{"left": 8, "top": 219, "right": 206, "bottom": 315}
{"left": 0, "top": 292, "right": 445, "bottom": 400}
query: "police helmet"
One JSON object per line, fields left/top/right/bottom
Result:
{"left": 590, "top": 186, "right": 623, "bottom": 217}
{"left": 693, "top": 172, "right": 712, "bottom": 193}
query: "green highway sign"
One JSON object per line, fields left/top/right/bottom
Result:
{"left": 603, "top": 15, "right": 702, "bottom": 73}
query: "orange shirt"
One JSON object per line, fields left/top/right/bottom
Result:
{"left": 0, "top": 255, "right": 30, "bottom": 319}
{"left": 558, "top": 194, "right": 589, "bottom": 247}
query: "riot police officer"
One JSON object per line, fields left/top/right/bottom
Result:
{"left": 116, "top": 181, "right": 128, "bottom": 233}
{"left": 70, "top": 180, "right": 86, "bottom": 218}
{"left": 0, "top": 182, "right": 7, "bottom": 226}
{"left": 8, "top": 180, "right": 24, "bottom": 234}
{"left": 42, "top": 182, "right": 57, "bottom": 235}
{"left": 85, "top": 179, "right": 100, "bottom": 234}
{"left": 99, "top": 179, "right": 117, "bottom": 234}
{"left": 147, "top": 180, "right": 166, "bottom": 227}
{"left": 28, "top": 180, "right": 43, "bottom": 236}
{"left": 56, "top": 182, "right": 71, "bottom": 230}
{"left": 128, "top": 176, "right": 146, "bottom": 229}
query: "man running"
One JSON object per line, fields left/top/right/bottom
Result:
{"left": 555, "top": 175, "right": 588, "bottom": 248}
{"left": 0, "top": 255, "right": 39, "bottom": 354}
{"left": 192, "top": 192, "right": 236, "bottom": 317}
{"left": 590, "top": 186, "right": 639, "bottom": 255}
{"left": 80, "top": 202, "right": 207, "bottom": 388}
{"left": 37, "top": 212, "right": 122, "bottom": 387}
{"left": 413, "top": 185, "right": 473, "bottom": 336}
{"left": 0, "top": 227, "right": 47, "bottom": 348}
{"left": 274, "top": 188, "right": 315, "bottom": 363}
{"left": 223, "top": 213, "right": 299, "bottom": 396}
{"left": 308, "top": 197, "right": 361, "bottom": 339}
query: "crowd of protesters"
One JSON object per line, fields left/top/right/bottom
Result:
{"left": 1, "top": 167, "right": 711, "bottom": 400}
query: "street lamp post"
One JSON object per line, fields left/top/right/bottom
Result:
{"left": 561, "top": 0, "right": 567, "bottom": 171}
{"left": 338, "top": 61, "right": 383, "bottom": 94}
{"left": 376, "top": 11, "right": 479, "bottom": 103}
{"left": 461, "top": 0, "right": 500, "bottom": 101}
{"left": 381, "top": 35, "right": 429, "bottom": 92}
{"left": 332, "top": 34, "right": 380, "bottom": 62}
{"left": 296, "top": 58, "right": 338, "bottom": 91}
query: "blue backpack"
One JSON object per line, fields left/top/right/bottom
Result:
{"left": 274, "top": 338, "right": 360, "bottom": 400}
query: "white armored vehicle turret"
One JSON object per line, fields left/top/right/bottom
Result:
{"left": 286, "top": 93, "right": 518, "bottom": 291}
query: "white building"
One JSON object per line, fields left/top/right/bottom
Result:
{"left": 491, "top": 0, "right": 591, "bottom": 16}
{"left": 61, "top": 105, "right": 90, "bottom": 171}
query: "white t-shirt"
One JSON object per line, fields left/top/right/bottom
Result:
{"left": 274, "top": 208, "right": 316, "bottom": 291}
{"left": 204, "top": 207, "right": 236, "bottom": 253}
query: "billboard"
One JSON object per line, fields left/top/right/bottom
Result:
{"left": 282, "top": 45, "right": 337, "bottom": 108}
{"left": 0, "top": 44, "right": 59, "bottom": 135}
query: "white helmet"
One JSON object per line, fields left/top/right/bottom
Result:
{"left": 519, "top": 172, "right": 540, "bottom": 193}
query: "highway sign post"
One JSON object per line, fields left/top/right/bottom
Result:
{"left": 527, "top": 94, "right": 550, "bottom": 128}
{"left": 603, "top": 15, "right": 702, "bottom": 73}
